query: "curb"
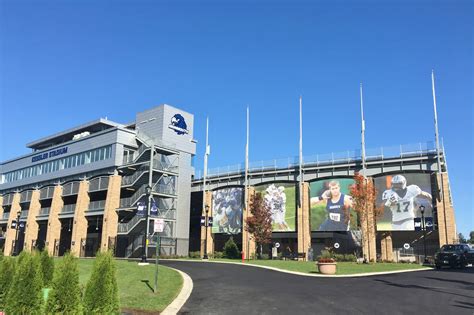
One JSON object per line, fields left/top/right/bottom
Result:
{"left": 161, "top": 267, "right": 193, "bottom": 315}
{"left": 162, "top": 259, "right": 433, "bottom": 278}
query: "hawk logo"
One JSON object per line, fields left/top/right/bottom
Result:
{"left": 169, "top": 114, "right": 189, "bottom": 135}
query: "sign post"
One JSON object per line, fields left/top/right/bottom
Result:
{"left": 153, "top": 219, "right": 164, "bottom": 293}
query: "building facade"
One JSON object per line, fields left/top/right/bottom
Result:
{"left": 0, "top": 104, "right": 196, "bottom": 257}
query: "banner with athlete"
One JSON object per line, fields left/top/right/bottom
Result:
{"left": 374, "top": 173, "right": 433, "bottom": 231}
{"left": 309, "top": 178, "right": 357, "bottom": 231}
{"left": 254, "top": 182, "right": 296, "bottom": 232}
{"left": 211, "top": 187, "right": 243, "bottom": 234}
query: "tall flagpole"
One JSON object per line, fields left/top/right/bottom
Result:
{"left": 432, "top": 70, "right": 447, "bottom": 244}
{"left": 299, "top": 96, "right": 305, "bottom": 257}
{"left": 245, "top": 107, "right": 250, "bottom": 258}
{"left": 360, "top": 83, "right": 367, "bottom": 174}
{"left": 202, "top": 117, "right": 209, "bottom": 229}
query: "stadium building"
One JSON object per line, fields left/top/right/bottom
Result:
{"left": 191, "top": 142, "right": 457, "bottom": 262}
{"left": 0, "top": 104, "right": 196, "bottom": 258}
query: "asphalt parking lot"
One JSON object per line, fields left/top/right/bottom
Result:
{"left": 162, "top": 261, "right": 474, "bottom": 315}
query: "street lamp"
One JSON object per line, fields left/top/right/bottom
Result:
{"left": 141, "top": 185, "right": 152, "bottom": 263}
{"left": 420, "top": 205, "right": 428, "bottom": 264}
{"left": 203, "top": 205, "right": 210, "bottom": 259}
{"left": 12, "top": 210, "right": 21, "bottom": 256}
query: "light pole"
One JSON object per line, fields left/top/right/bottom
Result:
{"left": 203, "top": 205, "right": 209, "bottom": 259}
{"left": 141, "top": 185, "right": 152, "bottom": 263}
{"left": 12, "top": 210, "right": 21, "bottom": 256}
{"left": 420, "top": 205, "right": 428, "bottom": 264}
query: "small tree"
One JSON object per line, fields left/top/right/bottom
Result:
{"left": 39, "top": 249, "right": 54, "bottom": 287}
{"left": 350, "top": 173, "right": 384, "bottom": 262}
{"left": 46, "top": 253, "right": 82, "bottom": 314}
{"left": 469, "top": 231, "right": 474, "bottom": 244}
{"left": 83, "top": 251, "right": 119, "bottom": 314}
{"left": 0, "top": 257, "right": 16, "bottom": 309}
{"left": 5, "top": 252, "right": 44, "bottom": 314}
{"left": 223, "top": 237, "right": 240, "bottom": 259}
{"left": 458, "top": 233, "right": 467, "bottom": 243}
{"left": 245, "top": 193, "right": 273, "bottom": 259}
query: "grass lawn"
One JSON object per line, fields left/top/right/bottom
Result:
{"left": 76, "top": 259, "right": 183, "bottom": 312}
{"left": 208, "top": 258, "right": 429, "bottom": 275}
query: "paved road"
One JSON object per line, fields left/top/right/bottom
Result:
{"left": 162, "top": 261, "right": 474, "bottom": 315}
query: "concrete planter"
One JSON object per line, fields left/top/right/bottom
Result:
{"left": 317, "top": 262, "right": 337, "bottom": 275}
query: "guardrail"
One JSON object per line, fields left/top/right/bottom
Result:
{"left": 62, "top": 204, "right": 76, "bottom": 214}
{"left": 194, "top": 141, "right": 439, "bottom": 179}
{"left": 2, "top": 212, "right": 10, "bottom": 220}
{"left": 39, "top": 207, "right": 51, "bottom": 216}
{"left": 88, "top": 200, "right": 106, "bottom": 211}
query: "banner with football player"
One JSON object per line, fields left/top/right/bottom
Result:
{"left": 211, "top": 187, "right": 243, "bottom": 234}
{"left": 309, "top": 178, "right": 357, "bottom": 231}
{"left": 254, "top": 182, "right": 297, "bottom": 232}
{"left": 374, "top": 173, "right": 433, "bottom": 231}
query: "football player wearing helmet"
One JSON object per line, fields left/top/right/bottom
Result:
{"left": 382, "top": 175, "right": 432, "bottom": 230}
{"left": 310, "top": 180, "right": 353, "bottom": 231}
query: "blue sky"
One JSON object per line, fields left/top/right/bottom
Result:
{"left": 1, "top": 0, "right": 472, "bottom": 236}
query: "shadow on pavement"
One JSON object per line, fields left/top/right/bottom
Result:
{"left": 424, "top": 276, "right": 474, "bottom": 287}
{"left": 373, "top": 279, "right": 473, "bottom": 299}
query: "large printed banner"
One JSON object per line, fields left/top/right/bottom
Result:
{"left": 310, "top": 178, "right": 357, "bottom": 231}
{"left": 375, "top": 173, "right": 433, "bottom": 231}
{"left": 255, "top": 183, "right": 296, "bottom": 232}
{"left": 212, "top": 187, "right": 243, "bottom": 234}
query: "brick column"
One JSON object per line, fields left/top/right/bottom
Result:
{"left": 101, "top": 175, "right": 122, "bottom": 252}
{"left": 436, "top": 173, "right": 456, "bottom": 246}
{"left": 71, "top": 180, "right": 90, "bottom": 257}
{"left": 242, "top": 187, "right": 256, "bottom": 260}
{"left": 46, "top": 185, "right": 64, "bottom": 256}
{"left": 0, "top": 196, "right": 3, "bottom": 221}
{"left": 361, "top": 177, "right": 377, "bottom": 262}
{"left": 380, "top": 232, "right": 393, "bottom": 262}
{"left": 4, "top": 193, "right": 21, "bottom": 256}
{"left": 200, "top": 190, "right": 214, "bottom": 257}
{"left": 297, "top": 182, "right": 311, "bottom": 260}
{"left": 24, "top": 190, "right": 41, "bottom": 252}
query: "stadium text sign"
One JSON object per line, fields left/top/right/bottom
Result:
{"left": 31, "top": 147, "right": 68, "bottom": 163}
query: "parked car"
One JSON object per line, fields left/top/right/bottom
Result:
{"left": 435, "top": 244, "right": 474, "bottom": 269}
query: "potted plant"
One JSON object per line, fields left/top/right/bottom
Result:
{"left": 317, "top": 257, "right": 337, "bottom": 275}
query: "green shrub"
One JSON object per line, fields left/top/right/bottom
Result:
{"left": 343, "top": 254, "right": 357, "bottom": 262}
{"left": 5, "top": 252, "right": 44, "bottom": 314}
{"left": 189, "top": 251, "right": 201, "bottom": 259}
{"left": 46, "top": 253, "right": 82, "bottom": 314}
{"left": 223, "top": 237, "right": 240, "bottom": 259}
{"left": 83, "top": 251, "right": 119, "bottom": 314}
{"left": 39, "top": 250, "right": 54, "bottom": 286}
{"left": 0, "top": 257, "right": 16, "bottom": 309}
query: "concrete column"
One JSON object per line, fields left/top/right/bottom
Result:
{"left": 242, "top": 187, "right": 256, "bottom": 260}
{"left": 24, "top": 190, "right": 41, "bottom": 252}
{"left": 380, "top": 232, "right": 393, "bottom": 262}
{"left": 4, "top": 193, "right": 21, "bottom": 256}
{"left": 200, "top": 191, "right": 214, "bottom": 257}
{"left": 101, "top": 175, "right": 122, "bottom": 252}
{"left": 46, "top": 185, "right": 64, "bottom": 256}
{"left": 297, "top": 182, "right": 311, "bottom": 260}
{"left": 70, "top": 180, "right": 90, "bottom": 257}
{"left": 436, "top": 173, "right": 456, "bottom": 246}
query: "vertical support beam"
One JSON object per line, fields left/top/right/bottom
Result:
{"left": 4, "top": 193, "right": 21, "bottom": 256}
{"left": 24, "top": 190, "right": 41, "bottom": 252}
{"left": 71, "top": 180, "right": 90, "bottom": 257}
{"left": 297, "top": 182, "right": 311, "bottom": 260}
{"left": 200, "top": 190, "right": 214, "bottom": 257}
{"left": 242, "top": 187, "right": 256, "bottom": 260}
{"left": 101, "top": 175, "right": 122, "bottom": 252}
{"left": 380, "top": 232, "right": 393, "bottom": 262}
{"left": 0, "top": 196, "right": 3, "bottom": 221}
{"left": 436, "top": 173, "right": 456, "bottom": 246}
{"left": 46, "top": 185, "right": 64, "bottom": 256}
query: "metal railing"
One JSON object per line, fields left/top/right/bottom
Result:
{"left": 20, "top": 190, "right": 33, "bottom": 203}
{"left": 40, "top": 186, "right": 55, "bottom": 200}
{"left": 39, "top": 207, "right": 51, "bottom": 216}
{"left": 118, "top": 209, "right": 176, "bottom": 234}
{"left": 62, "top": 204, "right": 76, "bottom": 214}
{"left": 2, "top": 212, "right": 10, "bottom": 220}
{"left": 88, "top": 200, "right": 106, "bottom": 211}
{"left": 119, "top": 184, "right": 176, "bottom": 209}
{"left": 89, "top": 177, "right": 109, "bottom": 192}
{"left": 194, "top": 141, "right": 438, "bottom": 179}
{"left": 2, "top": 193, "right": 14, "bottom": 205}
{"left": 62, "top": 182, "right": 80, "bottom": 196}
{"left": 20, "top": 210, "right": 29, "bottom": 218}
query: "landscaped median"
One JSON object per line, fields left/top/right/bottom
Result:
{"left": 77, "top": 259, "right": 183, "bottom": 313}
{"left": 170, "top": 258, "right": 431, "bottom": 276}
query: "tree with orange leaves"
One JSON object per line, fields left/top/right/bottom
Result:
{"left": 350, "top": 173, "right": 384, "bottom": 262}
{"left": 245, "top": 192, "right": 272, "bottom": 259}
